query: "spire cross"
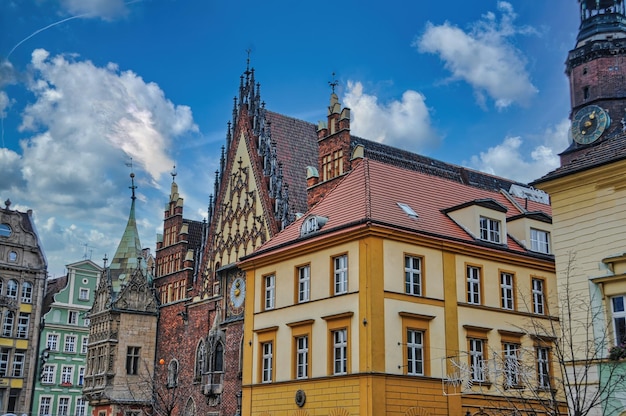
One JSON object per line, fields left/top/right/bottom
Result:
{"left": 329, "top": 72, "right": 338, "bottom": 94}
{"left": 126, "top": 158, "right": 137, "bottom": 200}
{"left": 245, "top": 48, "right": 252, "bottom": 76}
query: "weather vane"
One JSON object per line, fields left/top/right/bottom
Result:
{"left": 329, "top": 72, "right": 338, "bottom": 94}
{"left": 171, "top": 165, "right": 177, "bottom": 182}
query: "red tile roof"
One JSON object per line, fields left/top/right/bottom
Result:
{"left": 249, "top": 158, "right": 552, "bottom": 257}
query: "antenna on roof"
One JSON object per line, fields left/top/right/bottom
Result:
{"left": 329, "top": 72, "right": 338, "bottom": 94}
{"left": 82, "top": 243, "right": 93, "bottom": 260}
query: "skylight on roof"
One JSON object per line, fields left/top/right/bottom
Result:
{"left": 397, "top": 202, "right": 418, "bottom": 219}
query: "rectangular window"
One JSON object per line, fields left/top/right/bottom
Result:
{"left": 38, "top": 397, "right": 52, "bottom": 416}
{"left": 79, "top": 288, "right": 89, "bottom": 301}
{"left": 17, "top": 313, "right": 30, "bottom": 338}
{"left": 261, "top": 342, "right": 273, "bottom": 383}
{"left": 469, "top": 339, "right": 486, "bottom": 382}
{"left": 334, "top": 255, "right": 348, "bottom": 295}
{"left": 332, "top": 329, "right": 348, "bottom": 375}
{"left": 537, "top": 347, "right": 550, "bottom": 389}
{"left": 532, "top": 278, "right": 545, "bottom": 315}
{"left": 68, "top": 311, "right": 79, "bottom": 325}
{"left": 298, "top": 265, "right": 310, "bottom": 303}
{"left": 404, "top": 255, "right": 422, "bottom": 296}
{"left": 0, "top": 349, "right": 8, "bottom": 377}
{"left": 467, "top": 266, "right": 481, "bottom": 305}
{"left": 3, "top": 312, "right": 14, "bottom": 336}
{"left": 296, "top": 336, "right": 308, "bottom": 379}
{"left": 78, "top": 367, "right": 85, "bottom": 386}
{"left": 503, "top": 343, "right": 520, "bottom": 387}
{"left": 264, "top": 275, "right": 275, "bottom": 310}
{"left": 41, "top": 365, "right": 55, "bottom": 384}
{"left": 76, "top": 398, "right": 87, "bottom": 416}
{"left": 500, "top": 272, "right": 514, "bottom": 310}
{"left": 21, "top": 282, "right": 33, "bottom": 303}
{"left": 81, "top": 336, "right": 89, "bottom": 354}
{"left": 47, "top": 334, "right": 59, "bottom": 351}
{"left": 612, "top": 296, "right": 626, "bottom": 345}
{"left": 480, "top": 216, "right": 501, "bottom": 243}
{"left": 12, "top": 351, "right": 24, "bottom": 377}
{"left": 64, "top": 335, "right": 76, "bottom": 353}
{"left": 407, "top": 329, "right": 424, "bottom": 376}
{"left": 61, "top": 365, "right": 73, "bottom": 384}
{"left": 126, "top": 346, "right": 141, "bottom": 375}
{"left": 530, "top": 229, "right": 550, "bottom": 253}
{"left": 58, "top": 397, "right": 70, "bottom": 416}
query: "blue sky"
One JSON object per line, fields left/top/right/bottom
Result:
{"left": 0, "top": 0, "right": 580, "bottom": 277}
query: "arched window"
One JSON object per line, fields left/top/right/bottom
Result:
{"left": 184, "top": 398, "right": 196, "bottom": 416}
{"left": 6, "top": 280, "right": 18, "bottom": 299}
{"left": 3, "top": 312, "right": 14, "bottom": 337}
{"left": 167, "top": 359, "right": 179, "bottom": 388}
{"left": 21, "top": 282, "right": 33, "bottom": 303}
{"left": 195, "top": 340, "right": 205, "bottom": 381}
{"left": 213, "top": 342, "right": 224, "bottom": 372}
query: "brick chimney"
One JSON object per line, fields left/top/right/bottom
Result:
{"left": 307, "top": 92, "right": 351, "bottom": 208}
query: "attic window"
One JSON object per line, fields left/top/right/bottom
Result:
{"left": 301, "top": 215, "right": 328, "bottom": 236}
{"left": 397, "top": 203, "right": 418, "bottom": 219}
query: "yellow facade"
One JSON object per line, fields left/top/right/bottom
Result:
{"left": 241, "top": 223, "right": 562, "bottom": 415}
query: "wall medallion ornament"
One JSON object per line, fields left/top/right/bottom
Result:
{"left": 295, "top": 389, "right": 306, "bottom": 407}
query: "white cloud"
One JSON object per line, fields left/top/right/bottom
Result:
{"left": 343, "top": 81, "right": 440, "bottom": 152}
{"left": 0, "top": 48, "right": 198, "bottom": 276}
{"left": 59, "top": 0, "right": 130, "bottom": 20}
{"left": 467, "top": 118, "right": 570, "bottom": 183}
{"left": 415, "top": 1, "right": 538, "bottom": 109}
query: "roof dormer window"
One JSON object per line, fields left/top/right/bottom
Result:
{"left": 530, "top": 228, "right": 550, "bottom": 254}
{"left": 479, "top": 216, "right": 501, "bottom": 243}
{"left": 301, "top": 215, "right": 328, "bottom": 237}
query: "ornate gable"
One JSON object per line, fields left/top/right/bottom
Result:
{"left": 90, "top": 270, "right": 112, "bottom": 314}
{"left": 113, "top": 267, "right": 158, "bottom": 313}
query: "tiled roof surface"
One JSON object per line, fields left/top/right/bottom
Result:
{"left": 265, "top": 111, "right": 319, "bottom": 215}
{"left": 533, "top": 132, "right": 626, "bottom": 184}
{"left": 255, "top": 158, "right": 551, "bottom": 256}
{"left": 186, "top": 219, "right": 205, "bottom": 251}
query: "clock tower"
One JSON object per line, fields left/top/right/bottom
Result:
{"left": 564, "top": 0, "right": 626, "bottom": 163}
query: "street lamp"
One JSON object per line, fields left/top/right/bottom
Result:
{"left": 235, "top": 391, "right": 242, "bottom": 416}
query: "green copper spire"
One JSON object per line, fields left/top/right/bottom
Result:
{"left": 109, "top": 172, "right": 146, "bottom": 294}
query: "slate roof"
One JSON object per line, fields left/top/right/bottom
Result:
{"left": 265, "top": 111, "right": 319, "bottom": 215}
{"left": 533, "top": 132, "right": 626, "bottom": 184}
{"left": 250, "top": 158, "right": 551, "bottom": 258}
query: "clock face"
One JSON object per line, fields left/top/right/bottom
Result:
{"left": 229, "top": 276, "right": 246, "bottom": 315}
{"left": 571, "top": 105, "right": 610, "bottom": 145}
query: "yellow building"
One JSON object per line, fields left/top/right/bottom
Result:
{"left": 238, "top": 95, "right": 564, "bottom": 416}
{"left": 532, "top": 2, "right": 626, "bottom": 415}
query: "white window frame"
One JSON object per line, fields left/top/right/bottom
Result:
{"left": 334, "top": 255, "right": 348, "bottom": 295}
{"left": 58, "top": 397, "right": 70, "bottom": 416}
{"left": 612, "top": 295, "right": 626, "bottom": 345}
{"left": 78, "top": 366, "right": 85, "bottom": 386}
{"left": 467, "top": 266, "right": 481, "bottom": 305}
{"left": 407, "top": 329, "right": 424, "bottom": 376}
{"left": 530, "top": 228, "right": 550, "bottom": 254}
{"left": 64, "top": 335, "right": 77, "bottom": 353}
{"left": 333, "top": 328, "right": 348, "bottom": 375}
{"left": 537, "top": 347, "right": 550, "bottom": 389}
{"left": 0, "top": 349, "right": 9, "bottom": 377}
{"left": 2, "top": 311, "right": 14, "bottom": 337}
{"left": 68, "top": 311, "right": 79, "bottom": 325}
{"left": 532, "top": 278, "right": 545, "bottom": 315}
{"left": 61, "top": 365, "right": 74, "bottom": 384}
{"left": 500, "top": 272, "right": 514, "bottom": 310}
{"left": 79, "top": 288, "right": 90, "bottom": 301}
{"left": 503, "top": 343, "right": 520, "bottom": 388}
{"left": 38, "top": 396, "right": 52, "bottom": 416}
{"left": 12, "top": 351, "right": 24, "bottom": 377}
{"left": 75, "top": 397, "right": 87, "bottom": 416}
{"left": 81, "top": 336, "right": 89, "bottom": 354}
{"left": 6, "top": 279, "right": 17, "bottom": 298}
{"left": 21, "top": 281, "right": 33, "bottom": 303}
{"left": 47, "top": 333, "right": 59, "bottom": 351}
{"left": 479, "top": 216, "right": 501, "bottom": 243}
{"left": 298, "top": 265, "right": 310, "bottom": 303}
{"left": 17, "top": 312, "right": 29, "bottom": 338}
{"left": 296, "top": 335, "right": 308, "bottom": 380}
{"left": 264, "top": 275, "right": 275, "bottom": 310}
{"left": 261, "top": 342, "right": 273, "bottom": 383}
{"left": 41, "top": 364, "right": 56, "bottom": 384}
{"left": 469, "top": 339, "right": 486, "bottom": 382}
{"left": 404, "top": 255, "right": 422, "bottom": 296}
